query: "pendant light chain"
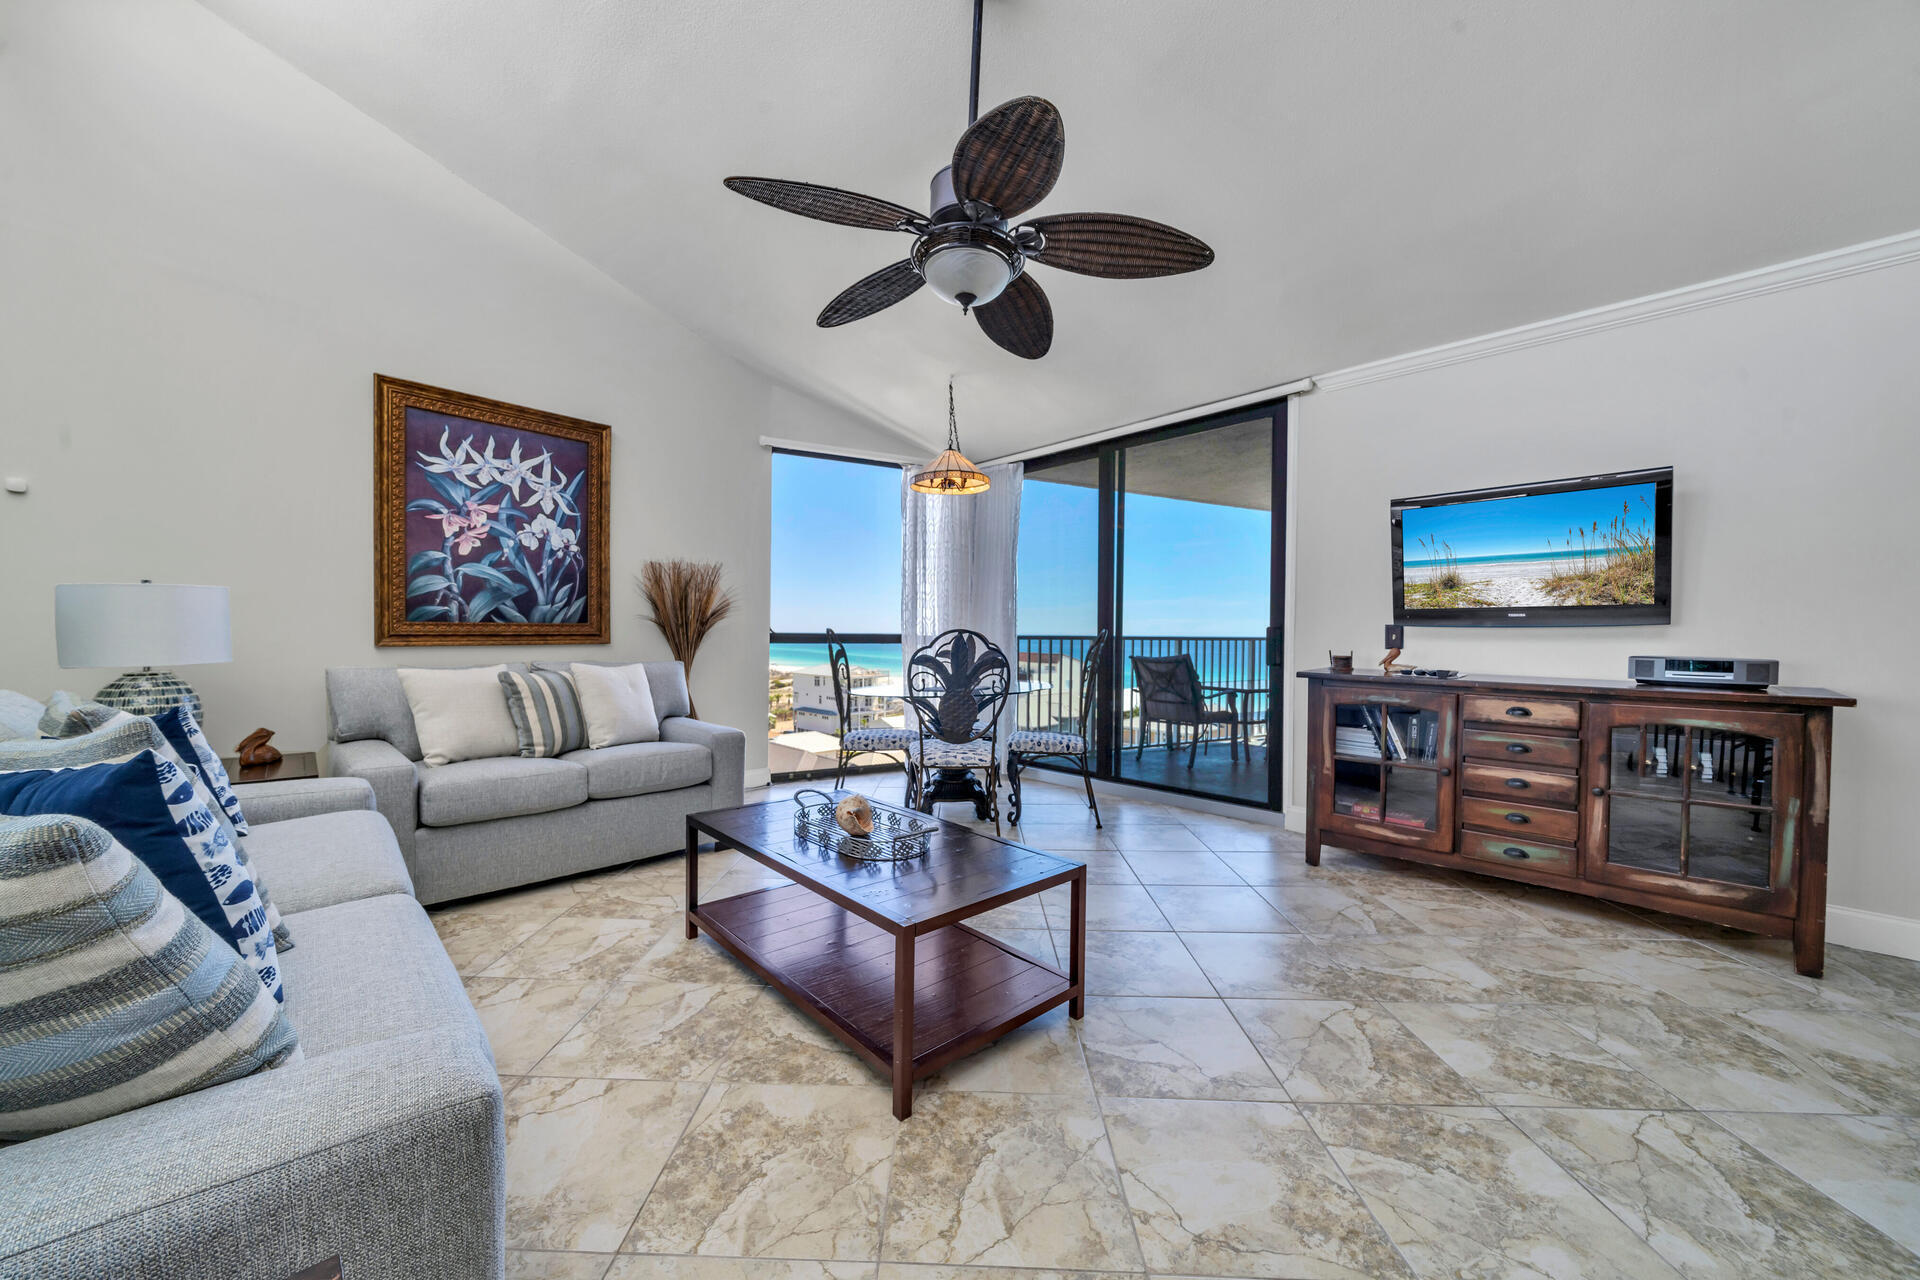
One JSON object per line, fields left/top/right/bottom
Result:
{"left": 948, "top": 377, "right": 961, "bottom": 451}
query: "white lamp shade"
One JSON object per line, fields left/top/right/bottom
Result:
{"left": 55, "top": 583, "right": 232, "bottom": 669}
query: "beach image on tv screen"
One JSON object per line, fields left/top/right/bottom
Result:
{"left": 1401, "top": 481, "right": 1658, "bottom": 610}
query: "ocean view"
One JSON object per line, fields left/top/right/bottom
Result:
{"left": 769, "top": 642, "right": 902, "bottom": 674}
{"left": 768, "top": 638, "right": 1271, "bottom": 690}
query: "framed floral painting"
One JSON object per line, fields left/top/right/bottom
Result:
{"left": 374, "top": 375, "right": 610, "bottom": 645}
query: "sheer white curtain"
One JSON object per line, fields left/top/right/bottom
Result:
{"left": 901, "top": 461, "right": 1024, "bottom": 746}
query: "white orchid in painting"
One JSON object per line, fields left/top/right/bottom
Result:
{"left": 406, "top": 425, "right": 589, "bottom": 627}
{"left": 415, "top": 427, "right": 487, "bottom": 487}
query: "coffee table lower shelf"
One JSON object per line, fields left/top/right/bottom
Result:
{"left": 688, "top": 882, "right": 1074, "bottom": 1117}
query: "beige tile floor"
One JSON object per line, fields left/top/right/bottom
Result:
{"left": 432, "top": 776, "right": 1920, "bottom": 1280}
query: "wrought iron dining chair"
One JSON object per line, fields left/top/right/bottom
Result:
{"left": 1006, "top": 630, "right": 1107, "bottom": 827}
{"left": 905, "top": 628, "right": 1012, "bottom": 834}
{"left": 826, "top": 629, "right": 917, "bottom": 793}
{"left": 1131, "top": 653, "right": 1239, "bottom": 769}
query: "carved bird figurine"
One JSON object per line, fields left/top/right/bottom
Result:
{"left": 235, "top": 728, "right": 283, "bottom": 768}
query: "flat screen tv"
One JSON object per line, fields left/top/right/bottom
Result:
{"left": 1392, "top": 467, "right": 1672, "bottom": 627}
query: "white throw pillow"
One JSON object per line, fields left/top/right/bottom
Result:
{"left": 397, "top": 665, "right": 521, "bottom": 766}
{"left": 570, "top": 662, "right": 660, "bottom": 749}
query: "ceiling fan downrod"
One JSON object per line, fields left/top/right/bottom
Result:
{"left": 968, "top": 0, "right": 984, "bottom": 126}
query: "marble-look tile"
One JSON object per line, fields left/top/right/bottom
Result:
{"left": 465, "top": 978, "right": 609, "bottom": 1075}
{"left": 964, "top": 925, "right": 1057, "bottom": 967}
{"left": 1178, "top": 932, "right": 1357, "bottom": 1000}
{"left": 507, "top": 1250, "right": 614, "bottom": 1280}
{"left": 1254, "top": 880, "right": 1421, "bottom": 938}
{"left": 1817, "top": 944, "right": 1920, "bottom": 1010}
{"left": 1387, "top": 1003, "right": 1683, "bottom": 1108}
{"left": 624, "top": 1083, "right": 896, "bottom": 1259}
{"left": 1102, "top": 1096, "right": 1411, "bottom": 1278}
{"left": 1093, "top": 825, "right": 1209, "bottom": 852}
{"left": 1466, "top": 881, "right": 1670, "bottom": 939}
{"left": 1315, "top": 936, "right": 1508, "bottom": 1003}
{"left": 1360, "top": 884, "right": 1534, "bottom": 935}
{"left": 1078, "top": 996, "right": 1285, "bottom": 1101}
{"left": 569, "top": 873, "right": 686, "bottom": 918}
{"left": 633, "top": 925, "right": 765, "bottom": 986}
{"left": 538, "top": 979, "right": 764, "bottom": 1080}
{"left": 1209, "top": 847, "right": 1323, "bottom": 884}
{"left": 883, "top": 1091, "right": 1141, "bottom": 1271}
{"left": 1508, "top": 1108, "right": 1920, "bottom": 1280}
{"left": 1305, "top": 1104, "right": 1682, "bottom": 1279}
{"left": 432, "top": 887, "right": 577, "bottom": 974}
{"left": 715, "top": 991, "right": 873, "bottom": 1086}
{"left": 1040, "top": 883, "right": 1170, "bottom": 931}
{"left": 609, "top": 1258, "right": 879, "bottom": 1279}
{"left": 1554, "top": 1001, "right": 1867, "bottom": 1113}
{"left": 1006, "top": 823, "right": 1117, "bottom": 852}
{"left": 1118, "top": 850, "right": 1241, "bottom": 885}
{"left": 1144, "top": 884, "right": 1296, "bottom": 933}
{"left": 1187, "top": 827, "right": 1303, "bottom": 855}
{"left": 1462, "top": 936, "right": 1651, "bottom": 1005}
{"left": 1733, "top": 1008, "right": 1920, "bottom": 1113}
{"left": 1712, "top": 1112, "right": 1920, "bottom": 1257}
{"left": 1054, "top": 929, "right": 1216, "bottom": 997}
{"left": 876, "top": 1267, "right": 1137, "bottom": 1280}
{"left": 481, "top": 912, "right": 665, "bottom": 982}
{"left": 1229, "top": 999, "right": 1476, "bottom": 1103}
{"left": 923, "top": 1004, "right": 1090, "bottom": 1095}
{"left": 1594, "top": 939, "right": 1836, "bottom": 1012}
{"left": 504, "top": 1076, "right": 707, "bottom": 1252}
{"left": 1071, "top": 848, "right": 1143, "bottom": 884}
{"left": 968, "top": 897, "right": 1048, "bottom": 932}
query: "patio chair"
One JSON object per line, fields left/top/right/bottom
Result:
{"left": 826, "top": 628, "right": 916, "bottom": 792}
{"left": 905, "top": 628, "right": 1012, "bottom": 834}
{"left": 1006, "top": 630, "right": 1106, "bottom": 827}
{"left": 1131, "top": 653, "right": 1239, "bottom": 769}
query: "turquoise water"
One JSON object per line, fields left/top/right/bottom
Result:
{"left": 1405, "top": 548, "right": 1634, "bottom": 568}
{"left": 769, "top": 642, "right": 902, "bottom": 674}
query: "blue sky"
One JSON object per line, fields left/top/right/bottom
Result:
{"left": 1401, "top": 481, "right": 1657, "bottom": 562}
{"left": 772, "top": 456, "right": 1273, "bottom": 638}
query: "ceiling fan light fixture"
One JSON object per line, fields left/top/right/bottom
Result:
{"left": 913, "top": 231, "right": 1018, "bottom": 313}
{"left": 911, "top": 378, "right": 991, "bottom": 495}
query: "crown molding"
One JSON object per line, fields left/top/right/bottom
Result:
{"left": 1311, "top": 228, "right": 1920, "bottom": 394}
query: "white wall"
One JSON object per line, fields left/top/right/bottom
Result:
{"left": 1288, "top": 239, "right": 1920, "bottom": 953}
{"left": 0, "top": 0, "right": 910, "bottom": 779}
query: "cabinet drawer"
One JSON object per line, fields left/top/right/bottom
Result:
{"left": 1461, "top": 796, "right": 1579, "bottom": 844}
{"left": 1460, "top": 830, "right": 1578, "bottom": 877}
{"left": 1462, "top": 694, "right": 1581, "bottom": 731}
{"left": 1462, "top": 762, "right": 1580, "bottom": 808}
{"left": 1462, "top": 728, "right": 1581, "bottom": 770}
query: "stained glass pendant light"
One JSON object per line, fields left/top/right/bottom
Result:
{"left": 911, "top": 378, "right": 990, "bottom": 494}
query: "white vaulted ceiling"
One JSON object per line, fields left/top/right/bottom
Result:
{"left": 198, "top": 0, "right": 1920, "bottom": 457}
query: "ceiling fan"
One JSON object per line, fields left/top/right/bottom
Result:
{"left": 723, "top": 0, "right": 1214, "bottom": 359}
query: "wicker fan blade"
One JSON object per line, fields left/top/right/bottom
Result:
{"left": 817, "top": 260, "right": 924, "bottom": 328}
{"left": 974, "top": 272, "right": 1053, "bottom": 359}
{"left": 1024, "top": 213, "right": 1215, "bottom": 278}
{"left": 951, "top": 97, "right": 1064, "bottom": 218}
{"left": 724, "top": 177, "right": 923, "bottom": 231}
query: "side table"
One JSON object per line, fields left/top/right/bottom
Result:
{"left": 219, "top": 750, "right": 320, "bottom": 784}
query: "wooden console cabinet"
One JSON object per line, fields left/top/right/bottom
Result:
{"left": 1299, "top": 668, "right": 1853, "bottom": 976}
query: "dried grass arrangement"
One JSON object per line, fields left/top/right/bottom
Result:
{"left": 638, "top": 559, "right": 735, "bottom": 718}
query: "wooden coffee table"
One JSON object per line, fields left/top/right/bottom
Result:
{"left": 685, "top": 797, "right": 1086, "bottom": 1119}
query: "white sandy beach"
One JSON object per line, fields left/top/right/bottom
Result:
{"left": 1407, "top": 557, "right": 1572, "bottom": 608}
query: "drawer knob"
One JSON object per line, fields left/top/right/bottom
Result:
{"left": 1506, "top": 742, "right": 1530, "bottom": 754}
{"left": 1591, "top": 786, "right": 1606, "bottom": 796}
{"left": 1505, "top": 777, "right": 1529, "bottom": 789}
{"left": 1504, "top": 812, "right": 1529, "bottom": 825}
{"left": 1501, "top": 846, "right": 1531, "bottom": 859}
{"left": 1439, "top": 766, "right": 1452, "bottom": 777}
{"left": 1505, "top": 706, "right": 1532, "bottom": 718}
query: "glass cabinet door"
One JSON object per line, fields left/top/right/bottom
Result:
{"left": 1323, "top": 690, "right": 1454, "bottom": 852}
{"left": 1589, "top": 708, "right": 1800, "bottom": 913}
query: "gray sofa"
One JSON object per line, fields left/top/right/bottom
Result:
{"left": 325, "top": 660, "right": 745, "bottom": 905}
{"left": 0, "top": 778, "right": 505, "bottom": 1279}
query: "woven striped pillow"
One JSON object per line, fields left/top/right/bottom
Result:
{"left": 499, "top": 668, "right": 585, "bottom": 758}
{"left": 0, "top": 814, "right": 300, "bottom": 1140}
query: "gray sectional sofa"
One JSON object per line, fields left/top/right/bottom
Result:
{"left": 0, "top": 777, "right": 505, "bottom": 1279}
{"left": 325, "top": 660, "right": 745, "bottom": 905}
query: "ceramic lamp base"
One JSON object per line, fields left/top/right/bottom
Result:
{"left": 94, "top": 669, "right": 203, "bottom": 725}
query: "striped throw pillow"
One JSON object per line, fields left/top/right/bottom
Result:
{"left": 0, "top": 814, "right": 300, "bottom": 1140}
{"left": 499, "top": 668, "right": 586, "bottom": 758}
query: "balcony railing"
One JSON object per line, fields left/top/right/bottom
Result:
{"left": 1015, "top": 634, "right": 1271, "bottom": 751}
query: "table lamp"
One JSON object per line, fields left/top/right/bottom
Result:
{"left": 54, "top": 582, "right": 232, "bottom": 725}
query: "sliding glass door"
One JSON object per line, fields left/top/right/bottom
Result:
{"left": 1015, "top": 400, "right": 1286, "bottom": 808}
